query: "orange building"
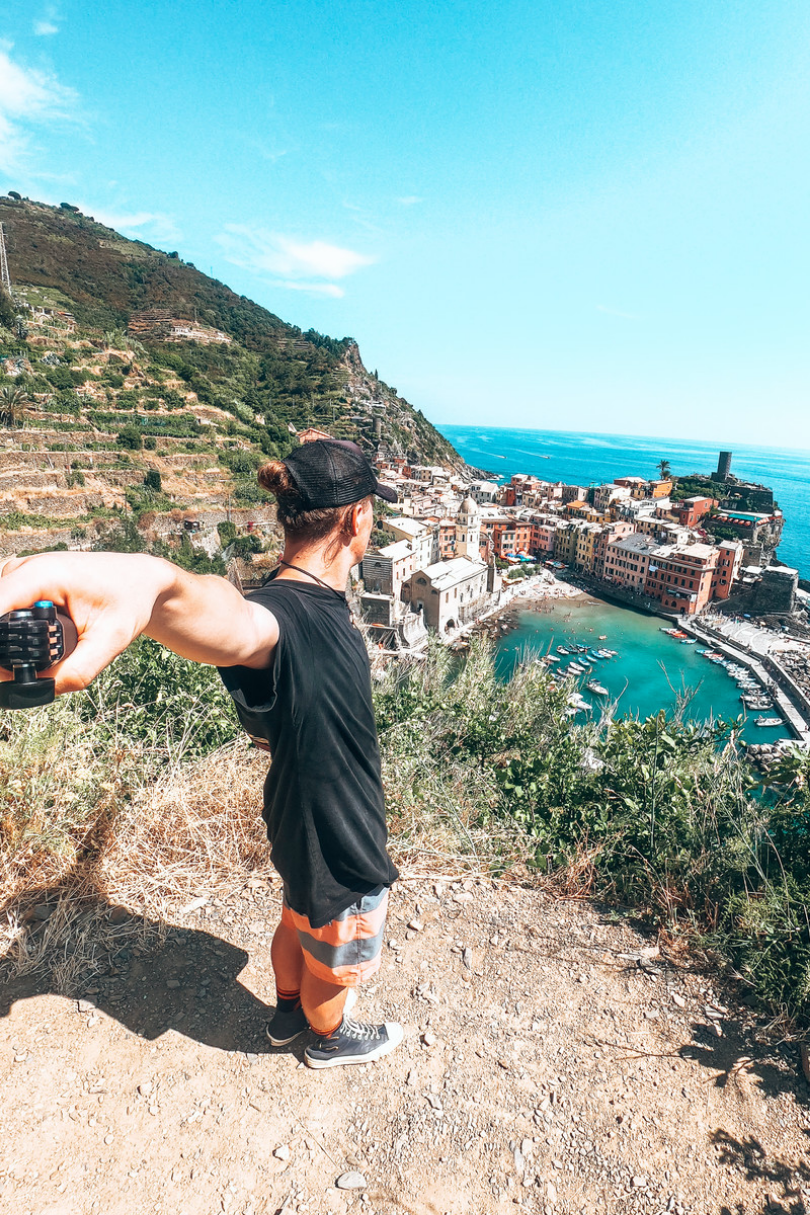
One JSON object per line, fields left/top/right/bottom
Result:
{"left": 673, "top": 496, "right": 717, "bottom": 528}
{"left": 644, "top": 544, "right": 719, "bottom": 615}
{"left": 710, "top": 541, "right": 743, "bottom": 600}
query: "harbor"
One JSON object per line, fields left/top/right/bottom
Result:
{"left": 492, "top": 595, "right": 798, "bottom": 746}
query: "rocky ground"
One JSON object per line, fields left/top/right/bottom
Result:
{"left": 1, "top": 875, "right": 809, "bottom": 1215}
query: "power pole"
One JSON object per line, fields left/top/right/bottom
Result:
{"left": 0, "top": 223, "right": 11, "bottom": 294}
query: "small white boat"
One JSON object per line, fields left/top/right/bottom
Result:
{"left": 755, "top": 717, "right": 783, "bottom": 728}
{"left": 568, "top": 662, "right": 585, "bottom": 674}
{"left": 557, "top": 645, "right": 569, "bottom": 655}
{"left": 680, "top": 638, "right": 697, "bottom": 645}
{"left": 544, "top": 653, "right": 561, "bottom": 663}
{"left": 598, "top": 635, "right": 607, "bottom": 640}
{"left": 587, "top": 680, "right": 609, "bottom": 696}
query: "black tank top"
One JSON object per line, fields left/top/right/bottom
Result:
{"left": 218, "top": 575, "right": 398, "bottom": 927}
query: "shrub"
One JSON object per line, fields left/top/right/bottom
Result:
{"left": 117, "top": 424, "right": 142, "bottom": 450}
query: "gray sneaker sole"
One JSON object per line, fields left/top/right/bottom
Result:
{"left": 304, "top": 1021, "right": 404, "bottom": 1070}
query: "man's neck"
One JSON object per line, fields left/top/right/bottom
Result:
{"left": 275, "top": 545, "right": 352, "bottom": 593}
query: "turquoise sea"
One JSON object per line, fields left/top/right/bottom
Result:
{"left": 495, "top": 599, "right": 791, "bottom": 744}
{"left": 438, "top": 425, "right": 807, "bottom": 739}
{"left": 439, "top": 425, "right": 810, "bottom": 579}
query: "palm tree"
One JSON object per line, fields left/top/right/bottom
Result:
{"left": 0, "top": 385, "right": 28, "bottom": 428}
{"left": 656, "top": 459, "right": 672, "bottom": 481}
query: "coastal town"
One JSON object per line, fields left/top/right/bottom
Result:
{"left": 351, "top": 440, "right": 800, "bottom": 649}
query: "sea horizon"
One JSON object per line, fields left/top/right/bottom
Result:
{"left": 437, "top": 423, "right": 810, "bottom": 460}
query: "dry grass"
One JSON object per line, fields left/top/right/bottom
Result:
{"left": 94, "top": 738, "right": 270, "bottom": 918}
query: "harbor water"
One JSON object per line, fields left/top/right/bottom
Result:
{"left": 494, "top": 597, "right": 793, "bottom": 745}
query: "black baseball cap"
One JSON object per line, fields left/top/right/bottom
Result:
{"left": 282, "top": 439, "right": 398, "bottom": 510}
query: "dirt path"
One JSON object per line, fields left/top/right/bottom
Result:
{"left": 1, "top": 875, "right": 809, "bottom": 1215}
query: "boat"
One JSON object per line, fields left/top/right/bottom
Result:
{"left": 696, "top": 648, "right": 709, "bottom": 655}
{"left": 603, "top": 649, "right": 618, "bottom": 657}
{"left": 755, "top": 717, "right": 783, "bottom": 728}
{"left": 568, "top": 662, "right": 584, "bottom": 674}
{"left": 544, "top": 653, "right": 560, "bottom": 663}
{"left": 680, "top": 638, "right": 697, "bottom": 645}
{"left": 660, "top": 626, "right": 675, "bottom": 633}
{"left": 575, "top": 644, "right": 588, "bottom": 653}
{"left": 557, "top": 645, "right": 569, "bottom": 655}
{"left": 589, "top": 651, "right": 606, "bottom": 660}
{"left": 598, "top": 635, "right": 607, "bottom": 641}
{"left": 595, "top": 649, "right": 612, "bottom": 658}
{"left": 671, "top": 631, "right": 688, "bottom": 640}
{"left": 587, "top": 680, "right": 609, "bottom": 696}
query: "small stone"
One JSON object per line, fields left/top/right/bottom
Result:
{"left": 644, "top": 1009, "right": 660, "bottom": 1020}
{"left": 631, "top": 1176, "right": 647, "bottom": 1188}
{"left": 453, "top": 891, "right": 474, "bottom": 904}
{"left": 166, "top": 979, "right": 181, "bottom": 989}
{"left": 335, "top": 1172, "right": 367, "bottom": 1190}
{"left": 671, "top": 993, "right": 686, "bottom": 1008}
{"left": 137, "top": 1082, "right": 153, "bottom": 1097}
{"left": 421, "top": 1032, "right": 437, "bottom": 1047}
{"left": 103, "top": 1134, "right": 113, "bottom": 1145}
{"left": 462, "top": 948, "right": 473, "bottom": 970}
{"left": 77, "top": 999, "right": 94, "bottom": 1013}
{"left": 407, "top": 920, "right": 423, "bottom": 932}
{"left": 273, "top": 1145, "right": 290, "bottom": 1161}
{"left": 546, "top": 1180, "right": 557, "bottom": 1202}
{"left": 33, "top": 904, "right": 54, "bottom": 922}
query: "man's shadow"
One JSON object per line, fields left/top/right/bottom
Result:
{"left": 0, "top": 857, "right": 292, "bottom": 1057}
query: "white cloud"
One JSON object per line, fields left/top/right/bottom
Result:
{"left": 34, "top": 21, "right": 59, "bottom": 36}
{"left": 596, "top": 303, "right": 641, "bottom": 321}
{"left": 0, "top": 45, "right": 76, "bottom": 173}
{"left": 79, "top": 205, "right": 181, "bottom": 244}
{"left": 275, "top": 280, "right": 344, "bottom": 298}
{"left": 215, "top": 225, "right": 375, "bottom": 297}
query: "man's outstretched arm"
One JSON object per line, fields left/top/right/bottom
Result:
{"left": 0, "top": 552, "right": 279, "bottom": 694}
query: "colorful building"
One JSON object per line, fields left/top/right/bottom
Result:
{"left": 644, "top": 543, "right": 719, "bottom": 615}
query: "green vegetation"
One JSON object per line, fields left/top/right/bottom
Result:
{"left": 375, "top": 641, "right": 810, "bottom": 1027}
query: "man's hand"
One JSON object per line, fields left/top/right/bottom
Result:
{"left": 0, "top": 552, "right": 278, "bottom": 695}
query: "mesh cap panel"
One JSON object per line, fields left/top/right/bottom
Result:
{"left": 283, "top": 440, "right": 397, "bottom": 510}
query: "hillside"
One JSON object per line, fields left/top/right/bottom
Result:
{"left": 0, "top": 196, "right": 459, "bottom": 564}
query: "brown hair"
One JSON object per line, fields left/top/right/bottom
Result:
{"left": 258, "top": 459, "right": 367, "bottom": 556}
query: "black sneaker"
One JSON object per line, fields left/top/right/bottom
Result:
{"left": 265, "top": 1004, "right": 309, "bottom": 1047}
{"left": 304, "top": 1017, "right": 404, "bottom": 1069}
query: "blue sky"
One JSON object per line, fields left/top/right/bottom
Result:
{"left": 0, "top": 0, "right": 808, "bottom": 446}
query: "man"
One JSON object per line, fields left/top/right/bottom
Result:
{"left": 0, "top": 440, "right": 403, "bottom": 1069}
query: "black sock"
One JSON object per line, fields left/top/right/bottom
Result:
{"left": 276, "top": 988, "right": 301, "bottom": 1012}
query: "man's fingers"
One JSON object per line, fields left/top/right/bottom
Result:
{"left": 49, "top": 631, "right": 133, "bottom": 694}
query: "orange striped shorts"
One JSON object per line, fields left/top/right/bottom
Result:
{"left": 281, "top": 885, "right": 389, "bottom": 987}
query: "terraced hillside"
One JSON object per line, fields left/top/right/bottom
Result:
{"left": 0, "top": 196, "right": 459, "bottom": 567}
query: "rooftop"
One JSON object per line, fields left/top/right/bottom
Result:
{"left": 417, "top": 556, "right": 488, "bottom": 589}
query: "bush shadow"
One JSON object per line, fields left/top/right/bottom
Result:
{"left": 714, "top": 1128, "right": 810, "bottom": 1214}
{"left": 0, "top": 861, "right": 290, "bottom": 1058}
